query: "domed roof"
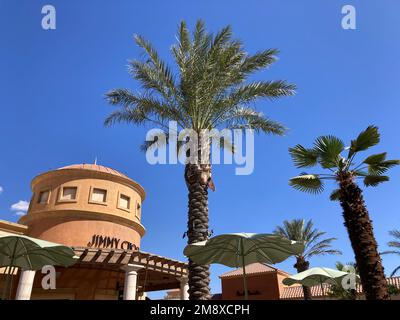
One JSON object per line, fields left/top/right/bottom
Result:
{"left": 58, "top": 164, "right": 130, "bottom": 179}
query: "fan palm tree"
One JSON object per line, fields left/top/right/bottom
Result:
{"left": 288, "top": 125, "right": 400, "bottom": 300}
{"left": 382, "top": 230, "right": 400, "bottom": 276}
{"left": 104, "top": 20, "right": 296, "bottom": 299}
{"left": 274, "top": 219, "right": 341, "bottom": 300}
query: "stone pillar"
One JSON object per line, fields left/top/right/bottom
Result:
{"left": 178, "top": 276, "right": 189, "bottom": 300}
{"left": 121, "top": 264, "right": 143, "bottom": 300}
{"left": 15, "top": 270, "right": 36, "bottom": 300}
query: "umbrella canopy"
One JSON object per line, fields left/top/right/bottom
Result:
{"left": 184, "top": 233, "right": 304, "bottom": 300}
{"left": 184, "top": 233, "right": 304, "bottom": 267}
{"left": 0, "top": 231, "right": 77, "bottom": 270}
{"left": 282, "top": 267, "right": 357, "bottom": 287}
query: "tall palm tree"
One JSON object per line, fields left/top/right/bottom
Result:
{"left": 382, "top": 230, "right": 400, "bottom": 276}
{"left": 104, "top": 20, "right": 296, "bottom": 299}
{"left": 274, "top": 219, "right": 341, "bottom": 300}
{"left": 288, "top": 125, "right": 400, "bottom": 300}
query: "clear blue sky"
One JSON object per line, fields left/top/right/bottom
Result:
{"left": 1, "top": 1, "right": 399, "bottom": 298}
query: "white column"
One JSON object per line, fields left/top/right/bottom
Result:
{"left": 15, "top": 270, "right": 36, "bottom": 300}
{"left": 178, "top": 276, "right": 189, "bottom": 300}
{"left": 121, "top": 264, "right": 143, "bottom": 300}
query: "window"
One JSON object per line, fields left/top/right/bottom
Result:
{"left": 61, "top": 187, "right": 77, "bottom": 201}
{"left": 38, "top": 190, "right": 50, "bottom": 204}
{"left": 91, "top": 188, "right": 107, "bottom": 203}
{"left": 119, "top": 194, "right": 130, "bottom": 210}
{"left": 136, "top": 202, "right": 141, "bottom": 218}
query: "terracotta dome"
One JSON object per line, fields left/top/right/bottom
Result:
{"left": 58, "top": 163, "right": 129, "bottom": 179}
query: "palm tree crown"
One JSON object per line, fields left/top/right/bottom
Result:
{"left": 105, "top": 20, "right": 295, "bottom": 144}
{"left": 382, "top": 230, "right": 400, "bottom": 276}
{"left": 274, "top": 218, "right": 341, "bottom": 300}
{"left": 289, "top": 125, "right": 400, "bottom": 198}
{"left": 274, "top": 219, "right": 341, "bottom": 259}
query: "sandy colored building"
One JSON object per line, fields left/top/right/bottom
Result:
{"left": 0, "top": 163, "right": 189, "bottom": 300}
{"left": 219, "top": 263, "right": 291, "bottom": 300}
{"left": 218, "top": 262, "right": 400, "bottom": 300}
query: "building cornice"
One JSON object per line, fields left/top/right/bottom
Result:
{"left": 31, "top": 168, "right": 146, "bottom": 201}
{"left": 18, "top": 210, "right": 146, "bottom": 237}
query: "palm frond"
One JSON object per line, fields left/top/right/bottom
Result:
{"left": 105, "top": 89, "right": 186, "bottom": 129}
{"left": 225, "top": 108, "right": 286, "bottom": 135}
{"left": 307, "top": 249, "right": 342, "bottom": 258}
{"left": 313, "top": 135, "right": 344, "bottom": 169}
{"left": 239, "top": 49, "right": 279, "bottom": 74}
{"left": 289, "top": 145, "right": 318, "bottom": 168}
{"left": 362, "top": 152, "right": 400, "bottom": 175}
{"left": 289, "top": 174, "right": 324, "bottom": 194}
{"left": 329, "top": 189, "right": 341, "bottom": 201}
{"left": 228, "top": 81, "right": 296, "bottom": 105}
{"left": 390, "top": 265, "right": 400, "bottom": 277}
{"left": 363, "top": 175, "right": 389, "bottom": 187}
{"left": 348, "top": 125, "right": 380, "bottom": 158}
{"left": 381, "top": 250, "right": 400, "bottom": 255}
{"left": 389, "top": 230, "right": 400, "bottom": 240}
{"left": 171, "top": 21, "right": 191, "bottom": 71}
{"left": 274, "top": 219, "right": 340, "bottom": 259}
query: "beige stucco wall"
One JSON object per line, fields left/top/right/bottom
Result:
{"left": 18, "top": 166, "right": 146, "bottom": 249}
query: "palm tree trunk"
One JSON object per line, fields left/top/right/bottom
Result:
{"left": 338, "top": 172, "right": 389, "bottom": 300}
{"left": 185, "top": 162, "right": 211, "bottom": 300}
{"left": 294, "top": 257, "right": 312, "bottom": 300}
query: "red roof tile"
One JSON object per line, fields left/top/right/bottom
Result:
{"left": 280, "top": 276, "right": 400, "bottom": 299}
{"left": 219, "top": 263, "right": 280, "bottom": 279}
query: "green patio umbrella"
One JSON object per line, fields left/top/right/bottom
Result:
{"left": 184, "top": 233, "right": 305, "bottom": 300}
{"left": 282, "top": 267, "right": 359, "bottom": 298}
{"left": 0, "top": 231, "right": 77, "bottom": 299}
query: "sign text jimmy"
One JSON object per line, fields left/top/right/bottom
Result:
{"left": 87, "top": 234, "right": 139, "bottom": 251}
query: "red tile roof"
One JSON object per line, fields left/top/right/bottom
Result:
{"left": 219, "top": 263, "right": 283, "bottom": 279}
{"left": 58, "top": 164, "right": 129, "bottom": 179}
{"left": 280, "top": 276, "right": 400, "bottom": 299}
{"left": 280, "top": 283, "right": 331, "bottom": 299}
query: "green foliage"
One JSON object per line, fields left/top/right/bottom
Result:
{"left": 381, "top": 230, "right": 400, "bottom": 277}
{"left": 329, "top": 189, "right": 341, "bottom": 201}
{"left": 288, "top": 126, "right": 400, "bottom": 198}
{"left": 313, "top": 136, "right": 345, "bottom": 169}
{"left": 348, "top": 125, "right": 380, "bottom": 158}
{"left": 289, "top": 174, "right": 324, "bottom": 194}
{"left": 288, "top": 145, "right": 318, "bottom": 168}
{"left": 273, "top": 219, "right": 341, "bottom": 259}
{"left": 105, "top": 20, "right": 296, "bottom": 151}
{"left": 388, "top": 284, "right": 400, "bottom": 296}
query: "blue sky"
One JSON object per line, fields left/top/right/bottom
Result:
{"left": 1, "top": 1, "right": 400, "bottom": 298}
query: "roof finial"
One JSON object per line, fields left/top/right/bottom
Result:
{"left": 94, "top": 157, "right": 97, "bottom": 165}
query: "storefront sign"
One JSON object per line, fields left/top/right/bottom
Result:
{"left": 87, "top": 234, "right": 139, "bottom": 251}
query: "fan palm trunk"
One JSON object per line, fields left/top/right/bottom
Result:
{"left": 338, "top": 172, "right": 389, "bottom": 300}
{"left": 294, "top": 258, "right": 312, "bottom": 300}
{"left": 185, "top": 162, "right": 211, "bottom": 300}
